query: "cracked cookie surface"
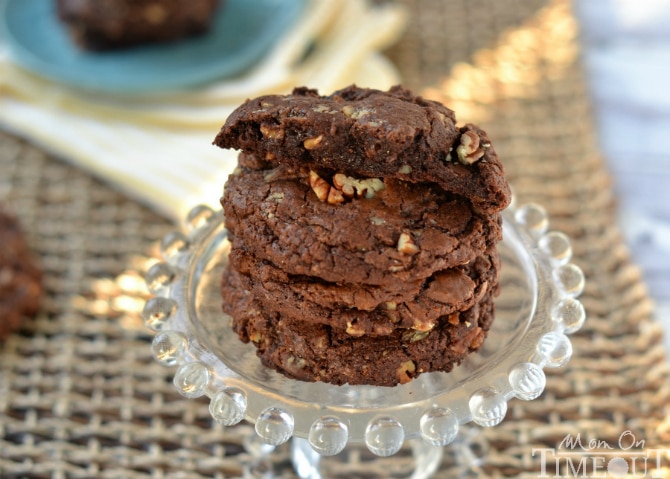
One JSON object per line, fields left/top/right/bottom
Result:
{"left": 215, "top": 85, "right": 511, "bottom": 215}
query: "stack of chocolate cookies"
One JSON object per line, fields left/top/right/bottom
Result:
{"left": 215, "top": 85, "right": 511, "bottom": 387}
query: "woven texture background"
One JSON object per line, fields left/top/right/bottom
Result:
{"left": 1, "top": 0, "right": 669, "bottom": 477}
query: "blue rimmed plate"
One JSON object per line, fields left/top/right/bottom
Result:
{"left": 0, "top": 0, "right": 305, "bottom": 93}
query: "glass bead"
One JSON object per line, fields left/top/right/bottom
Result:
{"left": 255, "top": 407, "right": 294, "bottom": 446}
{"left": 469, "top": 388, "right": 507, "bottom": 427}
{"left": 538, "top": 231, "right": 572, "bottom": 265}
{"left": 151, "top": 330, "right": 185, "bottom": 366}
{"left": 160, "top": 231, "right": 190, "bottom": 263}
{"left": 142, "top": 297, "right": 177, "bottom": 331}
{"left": 173, "top": 362, "right": 211, "bottom": 398}
{"left": 552, "top": 298, "right": 586, "bottom": 334}
{"left": 420, "top": 407, "right": 459, "bottom": 446}
{"left": 210, "top": 387, "right": 247, "bottom": 426}
{"left": 365, "top": 416, "right": 404, "bottom": 457}
{"left": 537, "top": 332, "right": 573, "bottom": 368}
{"left": 554, "top": 263, "right": 585, "bottom": 297}
{"left": 145, "top": 262, "right": 175, "bottom": 295}
{"left": 509, "top": 362, "right": 546, "bottom": 400}
{"left": 308, "top": 416, "right": 349, "bottom": 456}
{"left": 514, "top": 203, "right": 548, "bottom": 238}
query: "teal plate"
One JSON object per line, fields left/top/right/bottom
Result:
{"left": 0, "top": 0, "right": 305, "bottom": 93}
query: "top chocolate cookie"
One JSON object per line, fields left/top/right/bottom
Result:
{"left": 214, "top": 85, "right": 511, "bottom": 214}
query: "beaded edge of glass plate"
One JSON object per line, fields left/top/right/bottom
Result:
{"left": 142, "top": 202, "right": 585, "bottom": 457}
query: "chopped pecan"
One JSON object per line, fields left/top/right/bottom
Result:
{"left": 309, "top": 170, "right": 330, "bottom": 201}
{"left": 346, "top": 321, "right": 365, "bottom": 337}
{"left": 309, "top": 171, "right": 385, "bottom": 204}
{"left": 469, "top": 327, "right": 486, "bottom": 349}
{"left": 456, "top": 130, "right": 485, "bottom": 165}
{"left": 396, "top": 360, "right": 416, "bottom": 384}
{"left": 332, "top": 174, "right": 385, "bottom": 199}
{"left": 397, "top": 232, "right": 420, "bottom": 255}
{"left": 327, "top": 187, "right": 345, "bottom": 204}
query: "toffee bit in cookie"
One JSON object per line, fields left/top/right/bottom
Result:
{"left": 303, "top": 135, "right": 324, "bottom": 150}
{"left": 260, "top": 123, "right": 285, "bottom": 140}
{"left": 411, "top": 319, "right": 436, "bottom": 332}
{"left": 341, "top": 105, "right": 355, "bottom": 117}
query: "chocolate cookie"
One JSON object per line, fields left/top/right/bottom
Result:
{"left": 222, "top": 266, "right": 495, "bottom": 387}
{"left": 214, "top": 85, "right": 510, "bottom": 215}
{"left": 0, "top": 209, "right": 42, "bottom": 340}
{"left": 57, "top": 0, "right": 220, "bottom": 51}
{"left": 223, "top": 167, "right": 502, "bottom": 285}
{"left": 230, "top": 247, "right": 499, "bottom": 336}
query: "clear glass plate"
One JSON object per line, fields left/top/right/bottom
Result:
{"left": 143, "top": 202, "right": 585, "bottom": 457}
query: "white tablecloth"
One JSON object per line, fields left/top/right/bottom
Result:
{"left": 575, "top": 0, "right": 670, "bottom": 353}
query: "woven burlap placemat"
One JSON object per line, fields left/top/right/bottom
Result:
{"left": 2, "top": 0, "right": 669, "bottom": 477}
